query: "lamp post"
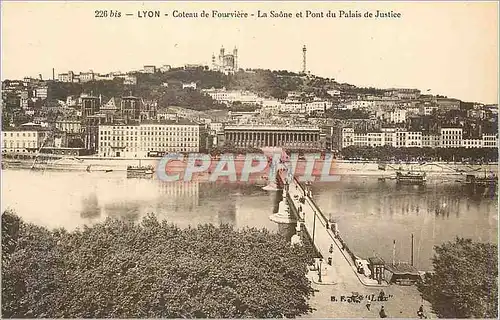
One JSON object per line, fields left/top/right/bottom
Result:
{"left": 318, "top": 258, "right": 323, "bottom": 283}
{"left": 312, "top": 210, "right": 316, "bottom": 245}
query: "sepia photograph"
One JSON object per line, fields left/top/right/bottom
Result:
{"left": 1, "top": 1, "right": 498, "bottom": 318}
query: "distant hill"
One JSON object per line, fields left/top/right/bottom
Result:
{"left": 46, "top": 69, "right": 389, "bottom": 111}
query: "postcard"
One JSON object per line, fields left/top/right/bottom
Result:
{"left": 1, "top": 1, "right": 498, "bottom": 319}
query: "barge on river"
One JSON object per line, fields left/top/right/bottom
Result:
{"left": 126, "top": 165, "right": 155, "bottom": 179}
{"left": 395, "top": 171, "right": 426, "bottom": 185}
{"left": 465, "top": 173, "right": 498, "bottom": 187}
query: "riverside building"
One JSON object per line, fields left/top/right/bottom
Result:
{"left": 223, "top": 125, "right": 325, "bottom": 149}
{"left": 335, "top": 126, "right": 497, "bottom": 150}
{"left": 440, "top": 127, "right": 463, "bottom": 148}
{"left": 2, "top": 127, "right": 51, "bottom": 153}
{"left": 97, "top": 120, "right": 207, "bottom": 158}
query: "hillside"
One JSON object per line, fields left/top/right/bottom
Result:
{"left": 45, "top": 69, "right": 387, "bottom": 112}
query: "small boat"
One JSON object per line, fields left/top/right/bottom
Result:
{"left": 465, "top": 173, "right": 498, "bottom": 187}
{"left": 127, "top": 165, "right": 155, "bottom": 179}
{"left": 395, "top": 171, "right": 426, "bottom": 185}
{"left": 105, "top": 169, "right": 113, "bottom": 173}
{"left": 378, "top": 162, "right": 387, "bottom": 171}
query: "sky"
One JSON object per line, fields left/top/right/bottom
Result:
{"left": 1, "top": 1, "right": 498, "bottom": 104}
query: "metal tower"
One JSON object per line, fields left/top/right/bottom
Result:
{"left": 302, "top": 45, "right": 307, "bottom": 74}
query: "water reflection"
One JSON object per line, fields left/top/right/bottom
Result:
{"left": 217, "top": 201, "right": 236, "bottom": 225}
{"left": 277, "top": 222, "right": 296, "bottom": 242}
{"left": 311, "top": 177, "right": 497, "bottom": 270}
{"left": 155, "top": 181, "right": 200, "bottom": 213}
{"left": 463, "top": 184, "right": 498, "bottom": 201}
{"left": 272, "top": 189, "right": 283, "bottom": 214}
{"left": 80, "top": 193, "right": 101, "bottom": 220}
{"left": 105, "top": 201, "right": 141, "bottom": 222}
{"left": 1, "top": 169, "right": 497, "bottom": 271}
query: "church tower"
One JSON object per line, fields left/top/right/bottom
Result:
{"left": 219, "top": 46, "right": 225, "bottom": 67}
{"left": 233, "top": 47, "right": 238, "bottom": 71}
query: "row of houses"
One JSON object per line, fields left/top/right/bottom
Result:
{"left": 335, "top": 127, "right": 498, "bottom": 149}
{"left": 1, "top": 119, "right": 208, "bottom": 157}
{"left": 201, "top": 88, "right": 333, "bottom": 114}
{"left": 201, "top": 88, "right": 495, "bottom": 121}
{"left": 57, "top": 71, "right": 138, "bottom": 85}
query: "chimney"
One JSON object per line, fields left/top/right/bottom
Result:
{"left": 52, "top": 68, "right": 55, "bottom": 80}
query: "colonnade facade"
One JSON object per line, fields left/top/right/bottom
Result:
{"left": 224, "top": 128, "right": 322, "bottom": 148}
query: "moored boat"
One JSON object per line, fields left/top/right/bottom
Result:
{"left": 465, "top": 173, "right": 498, "bottom": 187}
{"left": 395, "top": 171, "right": 426, "bottom": 185}
{"left": 126, "top": 165, "right": 155, "bottom": 179}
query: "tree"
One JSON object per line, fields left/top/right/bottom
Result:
{"left": 2, "top": 212, "right": 315, "bottom": 318}
{"left": 418, "top": 238, "right": 498, "bottom": 318}
{"left": 1, "top": 210, "right": 21, "bottom": 266}
{"left": 67, "top": 138, "right": 84, "bottom": 148}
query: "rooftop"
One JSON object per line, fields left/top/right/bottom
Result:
{"left": 138, "top": 119, "right": 200, "bottom": 126}
{"left": 2, "top": 126, "right": 51, "bottom": 132}
{"left": 368, "top": 257, "right": 385, "bottom": 265}
{"left": 385, "top": 262, "right": 419, "bottom": 275}
{"left": 225, "top": 125, "right": 320, "bottom": 131}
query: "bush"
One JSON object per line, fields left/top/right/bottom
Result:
{"left": 2, "top": 212, "right": 315, "bottom": 318}
{"left": 418, "top": 238, "right": 498, "bottom": 318}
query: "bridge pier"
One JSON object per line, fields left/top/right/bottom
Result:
{"left": 262, "top": 166, "right": 283, "bottom": 191}
{"left": 269, "top": 181, "right": 297, "bottom": 224}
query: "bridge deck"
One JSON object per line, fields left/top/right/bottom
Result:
{"left": 278, "top": 168, "right": 385, "bottom": 287}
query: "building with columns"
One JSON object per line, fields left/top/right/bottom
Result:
{"left": 223, "top": 125, "right": 324, "bottom": 149}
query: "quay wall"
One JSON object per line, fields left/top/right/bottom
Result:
{"left": 2, "top": 155, "right": 497, "bottom": 177}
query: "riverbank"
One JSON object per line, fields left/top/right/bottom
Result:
{"left": 2, "top": 157, "right": 498, "bottom": 178}
{"left": 3, "top": 157, "right": 497, "bottom": 179}
{"left": 2, "top": 169, "right": 497, "bottom": 271}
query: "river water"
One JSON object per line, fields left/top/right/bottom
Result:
{"left": 1, "top": 169, "right": 497, "bottom": 271}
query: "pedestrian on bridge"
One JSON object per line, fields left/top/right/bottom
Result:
{"left": 417, "top": 305, "right": 427, "bottom": 319}
{"left": 379, "top": 306, "right": 387, "bottom": 318}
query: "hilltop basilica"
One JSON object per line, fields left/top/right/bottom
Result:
{"left": 211, "top": 46, "right": 238, "bottom": 74}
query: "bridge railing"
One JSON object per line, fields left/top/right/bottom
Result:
{"left": 292, "top": 176, "right": 329, "bottom": 225}
{"left": 284, "top": 169, "right": 359, "bottom": 267}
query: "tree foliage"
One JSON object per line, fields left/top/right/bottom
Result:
{"left": 340, "top": 146, "right": 498, "bottom": 162}
{"left": 228, "top": 70, "right": 302, "bottom": 99}
{"left": 67, "top": 138, "right": 85, "bottom": 149}
{"left": 1, "top": 210, "right": 21, "bottom": 266}
{"left": 45, "top": 70, "right": 337, "bottom": 111}
{"left": 209, "top": 143, "right": 263, "bottom": 156}
{"left": 326, "top": 108, "right": 371, "bottom": 119}
{"left": 229, "top": 102, "right": 259, "bottom": 112}
{"left": 418, "top": 238, "right": 498, "bottom": 318}
{"left": 50, "top": 79, "right": 127, "bottom": 101}
{"left": 159, "top": 88, "right": 225, "bottom": 111}
{"left": 2, "top": 212, "right": 315, "bottom": 318}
